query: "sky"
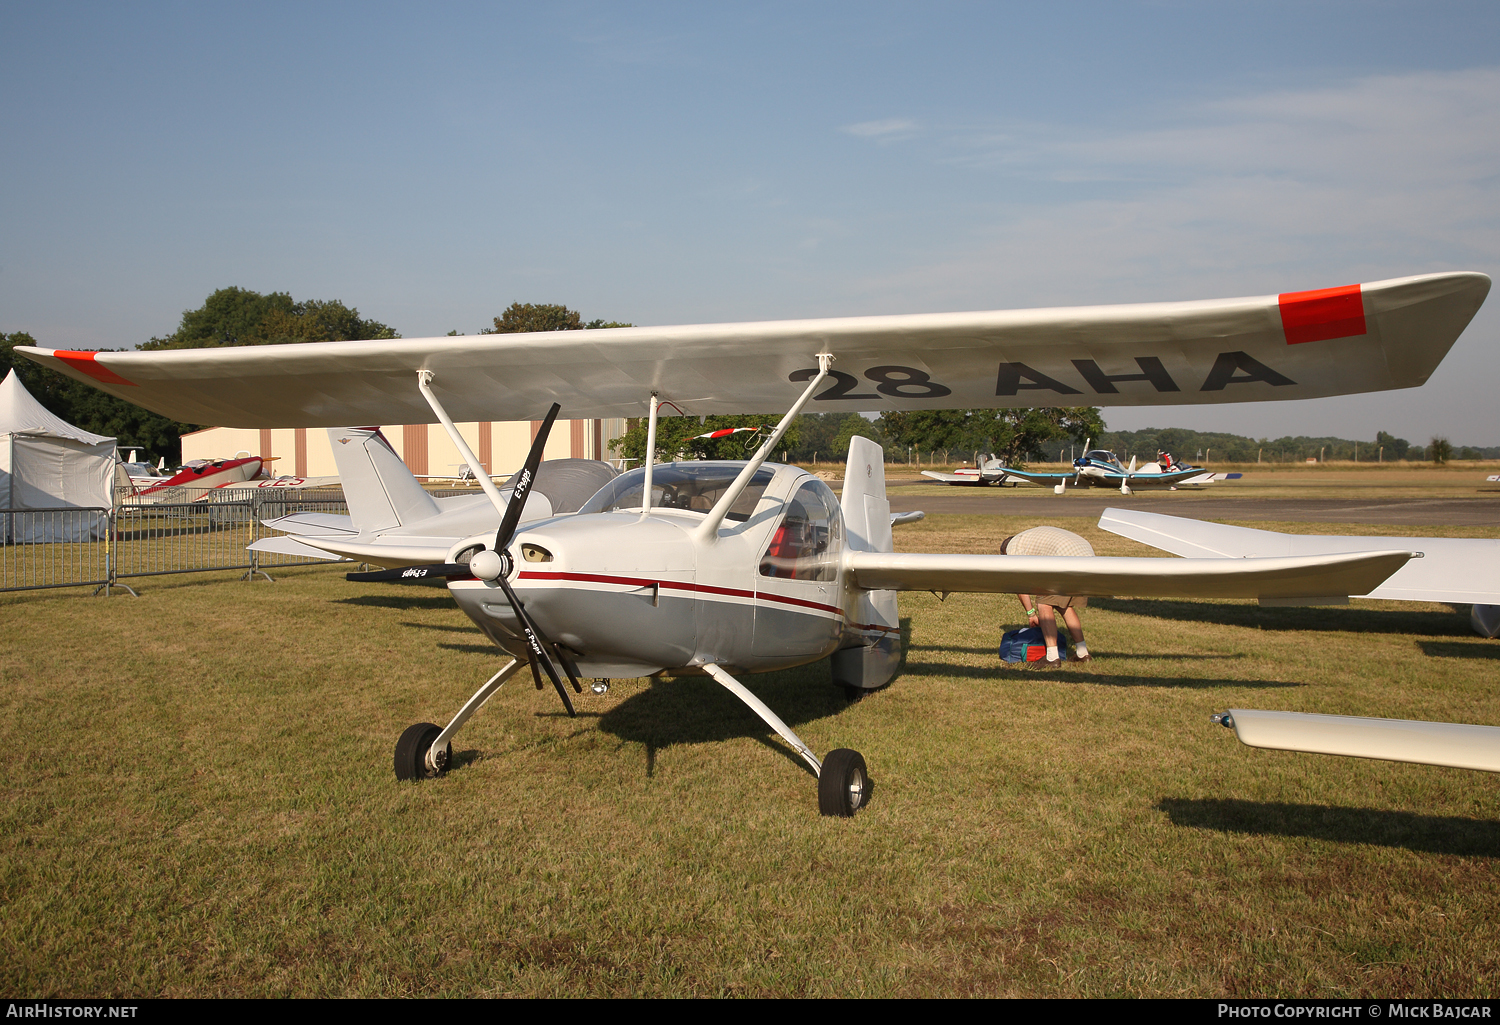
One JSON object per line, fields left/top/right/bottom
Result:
{"left": 3, "top": 1, "right": 1498, "bottom": 444}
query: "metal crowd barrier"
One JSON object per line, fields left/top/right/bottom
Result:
{"left": 1, "top": 487, "right": 354, "bottom": 595}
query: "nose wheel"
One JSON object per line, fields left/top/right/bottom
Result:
{"left": 394, "top": 722, "right": 451, "bottom": 781}
{"left": 817, "top": 748, "right": 869, "bottom": 817}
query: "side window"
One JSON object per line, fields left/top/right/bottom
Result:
{"left": 759, "top": 481, "right": 841, "bottom": 582}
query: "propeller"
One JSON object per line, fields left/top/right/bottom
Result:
{"left": 346, "top": 402, "right": 583, "bottom": 717}
{"left": 467, "top": 403, "right": 583, "bottom": 717}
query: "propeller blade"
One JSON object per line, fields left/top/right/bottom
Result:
{"left": 346, "top": 563, "right": 472, "bottom": 583}
{"left": 494, "top": 573, "right": 576, "bottom": 717}
{"left": 493, "top": 402, "right": 561, "bottom": 555}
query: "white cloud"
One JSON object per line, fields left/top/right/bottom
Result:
{"left": 841, "top": 117, "right": 918, "bottom": 139}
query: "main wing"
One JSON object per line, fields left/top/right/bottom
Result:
{"left": 843, "top": 550, "right": 1413, "bottom": 602}
{"left": 16, "top": 272, "right": 1489, "bottom": 428}
{"left": 1098, "top": 507, "right": 1500, "bottom": 604}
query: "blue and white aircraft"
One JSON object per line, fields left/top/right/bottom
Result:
{"left": 998, "top": 447, "right": 1242, "bottom": 495}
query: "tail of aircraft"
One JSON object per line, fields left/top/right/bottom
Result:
{"left": 835, "top": 435, "right": 902, "bottom": 693}
{"left": 327, "top": 427, "right": 439, "bottom": 532}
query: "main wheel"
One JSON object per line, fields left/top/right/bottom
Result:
{"left": 818, "top": 748, "right": 870, "bottom": 817}
{"left": 394, "top": 722, "right": 450, "bottom": 781}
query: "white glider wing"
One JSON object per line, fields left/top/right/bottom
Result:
{"left": 16, "top": 272, "right": 1488, "bottom": 428}
{"left": 843, "top": 550, "right": 1413, "bottom": 601}
{"left": 1098, "top": 507, "right": 1500, "bottom": 604}
{"left": 1219, "top": 709, "right": 1500, "bottom": 774}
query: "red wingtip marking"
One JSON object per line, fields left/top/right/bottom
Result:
{"left": 52, "top": 351, "right": 137, "bottom": 386}
{"left": 1278, "top": 284, "right": 1367, "bottom": 345}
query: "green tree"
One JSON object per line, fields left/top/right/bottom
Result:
{"left": 786, "top": 412, "right": 878, "bottom": 463}
{"left": 140, "top": 287, "right": 398, "bottom": 349}
{"left": 880, "top": 407, "right": 1103, "bottom": 466}
{"left": 5, "top": 288, "right": 402, "bottom": 463}
{"left": 1428, "top": 437, "right": 1452, "bottom": 465}
{"left": 482, "top": 303, "right": 584, "bottom": 334}
{"left": 611, "top": 413, "right": 799, "bottom": 464}
{"left": 1376, "top": 431, "right": 1411, "bottom": 460}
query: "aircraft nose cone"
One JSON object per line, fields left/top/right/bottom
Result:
{"left": 471, "top": 549, "right": 505, "bottom": 580}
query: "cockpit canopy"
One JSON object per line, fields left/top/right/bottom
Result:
{"left": 578, "top": 462, "right": 776, "bottom": 521}
{"left": 1079, "top": 449, "right": 1125, "bottom": 471}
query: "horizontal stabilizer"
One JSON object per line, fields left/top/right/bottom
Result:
{"left": 843, "top": 549, "right": 1412, "bottom": 600}
{"left": 247, "top": 536, "right": 344, "bottom": 561}
{"left": 1220, "top": 708, "right": 1500, "bottom": 773}
{"left": 260, "top": 511, "right": 356, "bottom": 536}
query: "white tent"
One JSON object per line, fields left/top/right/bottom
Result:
{"left": 0, "top": 369, "right": 117, "bottom": 543}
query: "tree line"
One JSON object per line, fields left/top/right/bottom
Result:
{"left": 1096, "top": 427, "right": 1496, "bottom": 465}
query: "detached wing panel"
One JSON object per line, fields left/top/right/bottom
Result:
{"left": 16, "top": 272, "right": 1488, "bottom": 428}
{"left": 843, "top": 550, "right": 1413, "bottom": 601}
{"left": 1223, "top": 709, "right": 1500, "bottom": 774}
{"left": 1099, "top": 508, "right": 1500, "bottom": 604}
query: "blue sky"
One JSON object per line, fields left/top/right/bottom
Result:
{"left": 4, "top": 1, "right": 1498, "bottom": 443}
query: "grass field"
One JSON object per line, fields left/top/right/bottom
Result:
{"left": 2, "top": 507, "right": 1497, "bottom": 997}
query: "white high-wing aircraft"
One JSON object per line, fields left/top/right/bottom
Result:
{"left": 18, "top": 271, "right": 1487, "bottom": 815}
{"left": 1097, "top": 507, "right": 1500, "bottom": 775}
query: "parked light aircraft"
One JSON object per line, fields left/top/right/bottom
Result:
{"left": 1096, "top": 507, "right": 1500, "bottom": 774}
{"left": 920, "top": 455, "right": 1019, "bottom": 487}
{"left": 129, "top": 454, "right": 266, "bottom": 497}
{"left": 996, "top": 447, "right": 1243, "bottom": 495}
{"left": 19, "top": 271, "right": 1488, "bottom": 815}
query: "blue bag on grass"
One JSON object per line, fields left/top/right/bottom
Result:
{"left": 999, "top": 626, "right": 1070, "bottom": 663}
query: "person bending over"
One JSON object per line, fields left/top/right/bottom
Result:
{"left": 1002, "top": 526, "right": 1094, "bottom": 668}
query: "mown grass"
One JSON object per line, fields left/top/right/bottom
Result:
{"left": 1, "top": 512, "right": 1497, "bottom": 997}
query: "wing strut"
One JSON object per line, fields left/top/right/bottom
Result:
{"left": 640, "top": 392, "right": 659, "bottom": 515}
{"left": 692, "top": 352, "right": 832, "bottom": 544}
{"left": 417, "top": 370, "right": 508, "bottom": 519}
{"left": 702, "top": 664, "right": 822, "bottom": 776}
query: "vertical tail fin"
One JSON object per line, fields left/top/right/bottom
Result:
{"left": 835, "top": 435, "right": 900, "bottom": 692}
{"left": 840, "top": 435, "right": 892, "bottom": 554}
{"left": 327, "top": 428, "right": 440, "bottom": 531}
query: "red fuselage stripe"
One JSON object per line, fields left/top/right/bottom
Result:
{"left": 516, "top": 570, "right": 844, "bottom": 616}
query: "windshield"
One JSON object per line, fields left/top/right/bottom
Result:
{"left": 1082, "top": 450, "right": 1123, "bottom": 470}
{"left": 578, "top": 463, "right": 776, "bottom": 521}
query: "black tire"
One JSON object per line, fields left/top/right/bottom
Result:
{"left": 394, "top": 722, "right": 450, "bottom": 781}
{"left": 818, "top": 748, "right": 870, "bottom": 817}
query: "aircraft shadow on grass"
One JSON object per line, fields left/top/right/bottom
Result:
{"left": 438, "top": 642, "right": 506, "bottom": 656}
{"left": 1417, "top": 640, "right": 1500, "bottom": 661}
{"left": 334, "top": 593, "right": 456, "bottom": 612}
{"left": 1092, "top": 598, "right": 1470, "bottom": 637}
{"left": 596, "top": 661, "right": 849, "bottom": 778}
{"left": 901, "top": 657, "right": 1305, "bottom": 689}
{"left": 1157, "top": 797, "right": 1500, "bottom": 857}
{"left": 400, "top": 621, "right": 483, "bottom": 634}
